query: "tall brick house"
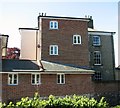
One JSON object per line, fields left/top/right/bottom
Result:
{"left": 1, "top": 15, "right": 95, "bottom": 103}
{"left": 1, "top": 15, "right": 117, "bottom": 104}
{"left": 20, "top": 15, "right": 91, "bottom": 67}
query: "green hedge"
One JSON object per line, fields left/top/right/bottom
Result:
{"left": 0, "top": 93, "right": 109, "bottom": 108}
{"left": 113, "top": 105, "right": 120, "bottom": 108}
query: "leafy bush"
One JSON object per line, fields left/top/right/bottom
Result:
{"left": 0, "top": 93, "right": 110, "bottom": 108}
{"left": 113, "top": 105, "right": 120, "bottom": 108}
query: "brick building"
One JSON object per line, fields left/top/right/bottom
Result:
{"left": 1, "top": 15, "right": 118, "bottom": 104}
{"left": 1, "top": 15, "right": 95, "bottom": 103}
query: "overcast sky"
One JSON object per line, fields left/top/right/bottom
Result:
{"left": 0, "top": 1, "right": 119, "bottom": 66}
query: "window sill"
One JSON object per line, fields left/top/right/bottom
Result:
{"left": 94, "top": 64, "right": 102, "bottom": 66}
{"left": 93, "top": 44, "right": 101, "bottom": 47}
{"left": 49, "top": 28, "right": 59, "bottom": 30}
{"left": 49, "top": 54, "right": 59, "bottom": 56}
{"left": 57, "top": 83, "right": 65, "bottom": 85}
{"left": 73, "top": 43, "right": 81, "bottom": 45}
{"left": 31, "top": 83, "right": 41, "bottom": 85}
{"left": 8, "top": 84, "right": 18, "bottom": 86}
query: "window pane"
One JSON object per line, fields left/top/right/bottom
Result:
{"left": 74, "top": 36, "right": 76, "bottom": 43}
{"left": 14, "top": 74, "right": 17, "bottom": 84}
{"left": 50, "top": 46, "right": 53, "bottom": 54}
{"left": 57, "top": 75, "right": 60, "bottom": 83}
{"left": 61, "top": 74, "right": 65, "bottom": 84}
{"left": 54, "top": 22, "right": 57, "bottom": 28}
{"left": 50, "top": 22, "right": 53, "bottom": 28}
{"left": 32, "top": 74, "right": 35, "bottom": 84}
{"left": 9, "top": 74, "right": 12, "bottom": 84}
{"left": 54, "top": 46, "right": 57, "bottom": 54}
{"left": 36, "top": 74, "right": 40, "bottom": 84}
{"left": 78, "top": 36, "right": 80, "bottom": 43}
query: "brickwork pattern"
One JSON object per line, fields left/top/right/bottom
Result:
{"left": 40, "top": 18, "right": 89, "bottom": 67}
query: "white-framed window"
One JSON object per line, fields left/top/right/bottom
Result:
{"left": 57, "top": 73, "right": 65, "bottom": 84}
{"left": 73, "top": 35, "right": 81, "bottom": 44}
{"left": 93, "top": 36, "right": 101, "bottom": 46}
{"left": 49, "top": 21, "right": 58, "bottom": 29}
{"left": 50, "top": 45, "right": 58, "bottom": 55}
{"left": 8, "top": 73, "right": 18, "bottom": 85}
{"left": 31, "top": 74, "right": 41, "bottom": 85}
{"left": 94, "top": 51, "right": 101, "bottom": 65}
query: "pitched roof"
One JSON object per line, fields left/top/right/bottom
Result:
{"left": 41, "top": 60, "right": 94, "bottom": 74}
{"left": 1, "top": 59, "right": 94, "bottom": 74}
{"left": 2, "top": 59, "right": 40, "bottom": 72}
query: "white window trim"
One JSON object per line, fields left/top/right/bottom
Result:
{"left": 49, "top": 45, "right": 58, "bottom": 55}
{"left": 73, "top": 35, "right": 81, "bottom": 44}
{"left": 57, "top": 73, "right": 65, "bottom": 84}
{"left": 94, "top": 51, "right": 101, "bottom": 65}
{"left": 8, "top": 73, "right": 18, "bottom": 85}
{"left": 93, "top": 36, "right": 101, "bottom": 46}
{"left": 49, "top": 21, "right": 58, "bottom": 29}
{"left": 31, "top": 73, "right": 41, "bottom": 85}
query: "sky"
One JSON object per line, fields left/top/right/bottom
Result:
{"left": 0, "top": 0, "right": 119, "bottom": 66}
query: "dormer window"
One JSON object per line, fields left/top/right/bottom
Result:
{"left": 49, "top": 21, "right": 58, "bottom": 29}
{"left": 73, "top": 35, "right": 81, "bottom": 44}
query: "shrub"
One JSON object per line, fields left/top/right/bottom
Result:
{"left": 113, "top": 105, "right": 120, "bottom": 108}
{"left": 1, "top": 93, "right": 109, "bottom": 108}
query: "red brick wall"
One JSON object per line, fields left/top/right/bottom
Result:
{"left": 40, "top": 18, "right": 89, "bottom": 67}
{"left": 2, "top": 73, "right": 94, "bottom": 103}
{"left": 2, "top": 73, "right": 120, "bottom": 104}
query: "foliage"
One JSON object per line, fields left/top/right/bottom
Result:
{"left": 113, "top": 105, "right": 120, "bottom": 108}
{"left": 3, "top": 47, "right": 20, "bottom": 59}
{"left": 0, "top": 93, "right": 110, "bottom": 108}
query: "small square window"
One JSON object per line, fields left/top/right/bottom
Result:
{"left": 57, "top": 74, "right": 65, "bottom": 84}
{"left": 73, "top": 35, "right": 81, "bottom": 44}
{"left": 8, "top": 73, "right": 18, "bottom": 85}
{"left": 31, "top": 74, "right": 41, "bottom": 85}
{"left": 94, "top": 72, "right": 102, "bottom": 80}
{"left": 50, "top": 45, "right": 58, "bottom": 55}
{"left": 93, "top": 36, "right": 101, "bottom": 46}
{"left": 50, "top": 21, "right": 58, "bottom": 29}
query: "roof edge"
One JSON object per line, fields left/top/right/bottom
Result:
{"left": 19, "top": 28, "right": 39, "bottom": 30}
{"left": 38, "top": 15, "right": 90, "bottom": 22}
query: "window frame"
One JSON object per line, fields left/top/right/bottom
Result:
{"left": 94, "top": 51, "right": 101, "bottom": 65}
{"left": 49, "top": 45, "right": 58, "bottom": 55}
{"left": 94, "top": 72, "right": 102, "bottom": 81}
{"left": 49, "top": 21, "right": 58, "bottom": 29}
{"left": 93, "top": 36, "right": 101, "bottom": 46}
{"left": 8, "top": 73, "right": 18, "bottom": 85}
{"left": 73, "top": 35, "right": 81, "bottom": 44}
{"left": 57, "top": 73, "right": 65, "bottom": 84}
{"left": 31, "top": 73, "right": 41, "bottom": 85}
